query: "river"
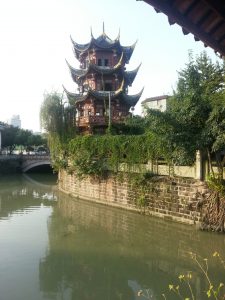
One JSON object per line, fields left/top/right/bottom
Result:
{"left": 0, "top": 174, "right": 224, "bottom": 300}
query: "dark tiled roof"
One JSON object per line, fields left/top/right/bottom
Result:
{"left": 140, "top": 0, "right": 225, "bottom": 57}
{"left": 70, "top": 32, "right": 136, "bottom": 63}
{"left": 64, "top": 85, "right": 144, "bottom": 108}
{"left": 66, "top": 59, "right": 141, "bottom": 87}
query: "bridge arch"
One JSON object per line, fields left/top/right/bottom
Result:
{"left": 21, "top": 155, "right": 52, "bottom": 173}
{"left": 22, "top": 160, "right": 52, "bottom": 172}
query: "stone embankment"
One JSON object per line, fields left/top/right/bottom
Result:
{"left": 58, "top": 170, "right": 210, "bottom": 226}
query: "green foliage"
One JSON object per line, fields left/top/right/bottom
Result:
{"left": 1, "top": 125, "right": 20, "bottom": 153}
{"left": 40, "top": 92, "right": 63, "bottom": 135}
{"left": 47, "top": 133, "right": 68, "bottom": 172}
{"left": 66, "top": 134, "right": 161, "bottom": 177}
{"left": 206, "top": 173, "right": 225, "bottom": 195}
{"left": 48, "top": 130, "right": 166, "bottom": 177}
{"left": 138, "top": 251, "right": 225, "bottom": 300}
{"left": 1, "top": 124, "right": 46, "bottom": 154}
{"left": 167, "top": 252, "right": 225, "bottom": 300}
{"left": 45, "top": 53, "right": 225, "bottom": 182}
{"left": 40, "top": 91, "right": 76, "bottom": 142}
{"left": 145, "top": 109, "right": 196, "bottom": 165}
{"left": 145, "top": 51, "right": 225, "bottom": 171}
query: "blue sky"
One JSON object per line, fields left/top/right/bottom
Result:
{"left": 0, "top": 0, "right": 219, "bottom": 131}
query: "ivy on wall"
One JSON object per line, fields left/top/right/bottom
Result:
{"left": 48, "top": 133, "right": 170, "bottom": 177}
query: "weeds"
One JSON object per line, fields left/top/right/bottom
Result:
{"left": 137, "top": 252, "right": 225, "bottom": 300}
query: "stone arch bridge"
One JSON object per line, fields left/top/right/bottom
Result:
{"left": 0, "top": 154, "right": 52, "bottom": 172}
{"left": 21, "top": 154, "right": 51, "bottom": 172}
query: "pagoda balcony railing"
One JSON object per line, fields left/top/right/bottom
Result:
{"left": 77, "top": 115, "right": 125, "bottom": 127}
{"left": 97, "top": 91, "right": 116, "bottom": 97}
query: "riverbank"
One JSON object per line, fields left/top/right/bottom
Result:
{"left": 58, "top": 169, "right": 211, "bottom": 226}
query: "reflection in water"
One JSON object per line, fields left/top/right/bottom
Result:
{"left": 40, "top": 193, "right": 225, "bottom": 300}
{"left": 0, "top": 175, "right": 224, "bottom": 300}
{"left": 0, "top": 174, "right": 57, "bottom": 218}
{"left": 0, "top": 174, "right": 57, "bottom": 300}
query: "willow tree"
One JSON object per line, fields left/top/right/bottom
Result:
{"left": 40, "top": 92, "right": 76, "bottom": 140}
{"left": 40, "top": 91, "right": 77, "bottom": 163}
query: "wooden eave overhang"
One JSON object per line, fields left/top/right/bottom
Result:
{"left": 140, "top": 0, "right": 225, "bottom": 57}
{"left": 70, "top": 34, "right": 137, "bottom": 63}
{"left": 119, "top": 87, "right": 144, "bottom": 107}
{"left": 63, "top": 83, "right": 144, "bottom": 107}
{"left": 66, "top": 59, "right": 141, "bottom": 86}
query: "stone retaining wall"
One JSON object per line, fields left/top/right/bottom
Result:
{"left": 58, "top": 170, "right": 210, "bottom": 225}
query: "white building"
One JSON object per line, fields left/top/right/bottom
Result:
{"left": 141, "top": 95, "right": 169, "bottom": 115}
{"left": 10, "top": 115, "right": 21, "bottom": 128}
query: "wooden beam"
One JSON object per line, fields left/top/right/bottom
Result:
{"left": 209, "top": 20, "right": 224, "bottom": 35}
{"left": 196, "top": 10, "right": 211, "bottom": 27}
{"left": 183, "top": 0, "right": 199, "bottom": 17}
{"left": 202, "top": 0, "right": 225, "bottom": 20}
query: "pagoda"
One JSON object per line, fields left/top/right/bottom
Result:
{"left": 64, "top": 25, "right": 143, "bottom": 134}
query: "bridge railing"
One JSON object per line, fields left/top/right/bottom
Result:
{"left": 21, "top": 154, "right": 50, "bottom": 160}
{"left": 0, "top": 154, "right": 50, "bottom": 161}
{"left": 0, "top": 155, "right": 20, "bottom": 160}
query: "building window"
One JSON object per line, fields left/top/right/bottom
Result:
{"left": 98, "top": 59, "right": 102, "bottom": 66}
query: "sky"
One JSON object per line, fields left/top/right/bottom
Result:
{"left": 0, "top": 0, "right": 220, "bottom": 132}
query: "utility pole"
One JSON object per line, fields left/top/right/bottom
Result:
{"left": 108, "top": 92, "right": 111, "bottom": 127}
{"left": 108, "top": 91, "right": 112, "bottom": 132}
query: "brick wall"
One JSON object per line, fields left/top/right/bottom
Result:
{"left": 58, "top": 170, "right": 210, "bottom": 226}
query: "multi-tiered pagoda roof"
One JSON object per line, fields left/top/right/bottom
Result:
{"left": 64, "top": 25, "right": 143, "bottom": 134}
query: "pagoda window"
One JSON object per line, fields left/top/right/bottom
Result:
{"left": 104, "top": 59, "right": 109, "bottom": 67}
{"left": 98, "top": 59, "right": 102, "bottom": 66}
{"left": 97, "top": 58, "right": 109, "bottom": 67}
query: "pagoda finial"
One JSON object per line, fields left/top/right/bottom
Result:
{"left": 90, "top": 26, "right": 94, "bottom": 39}
{"left": 103, "top": 22, "right": 105, "bottom": 35}
{"left": 116, "top": 28, "right": 120, "bottom": 41}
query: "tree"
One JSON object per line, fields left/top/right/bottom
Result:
{"left": 40, "top": 92, "right": 76, "bottom": 141}
{"left": 145, "top": 51, "right": 225, "bottom": 175}
{"left": 1, "top": 124, "right": 47, "bottom": 154}
{"left": 1, "top": 125, "right": 20, "bottom": 154}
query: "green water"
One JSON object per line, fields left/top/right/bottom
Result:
{"left": 0, "top": 174, "right": 224, "bottom": 300}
